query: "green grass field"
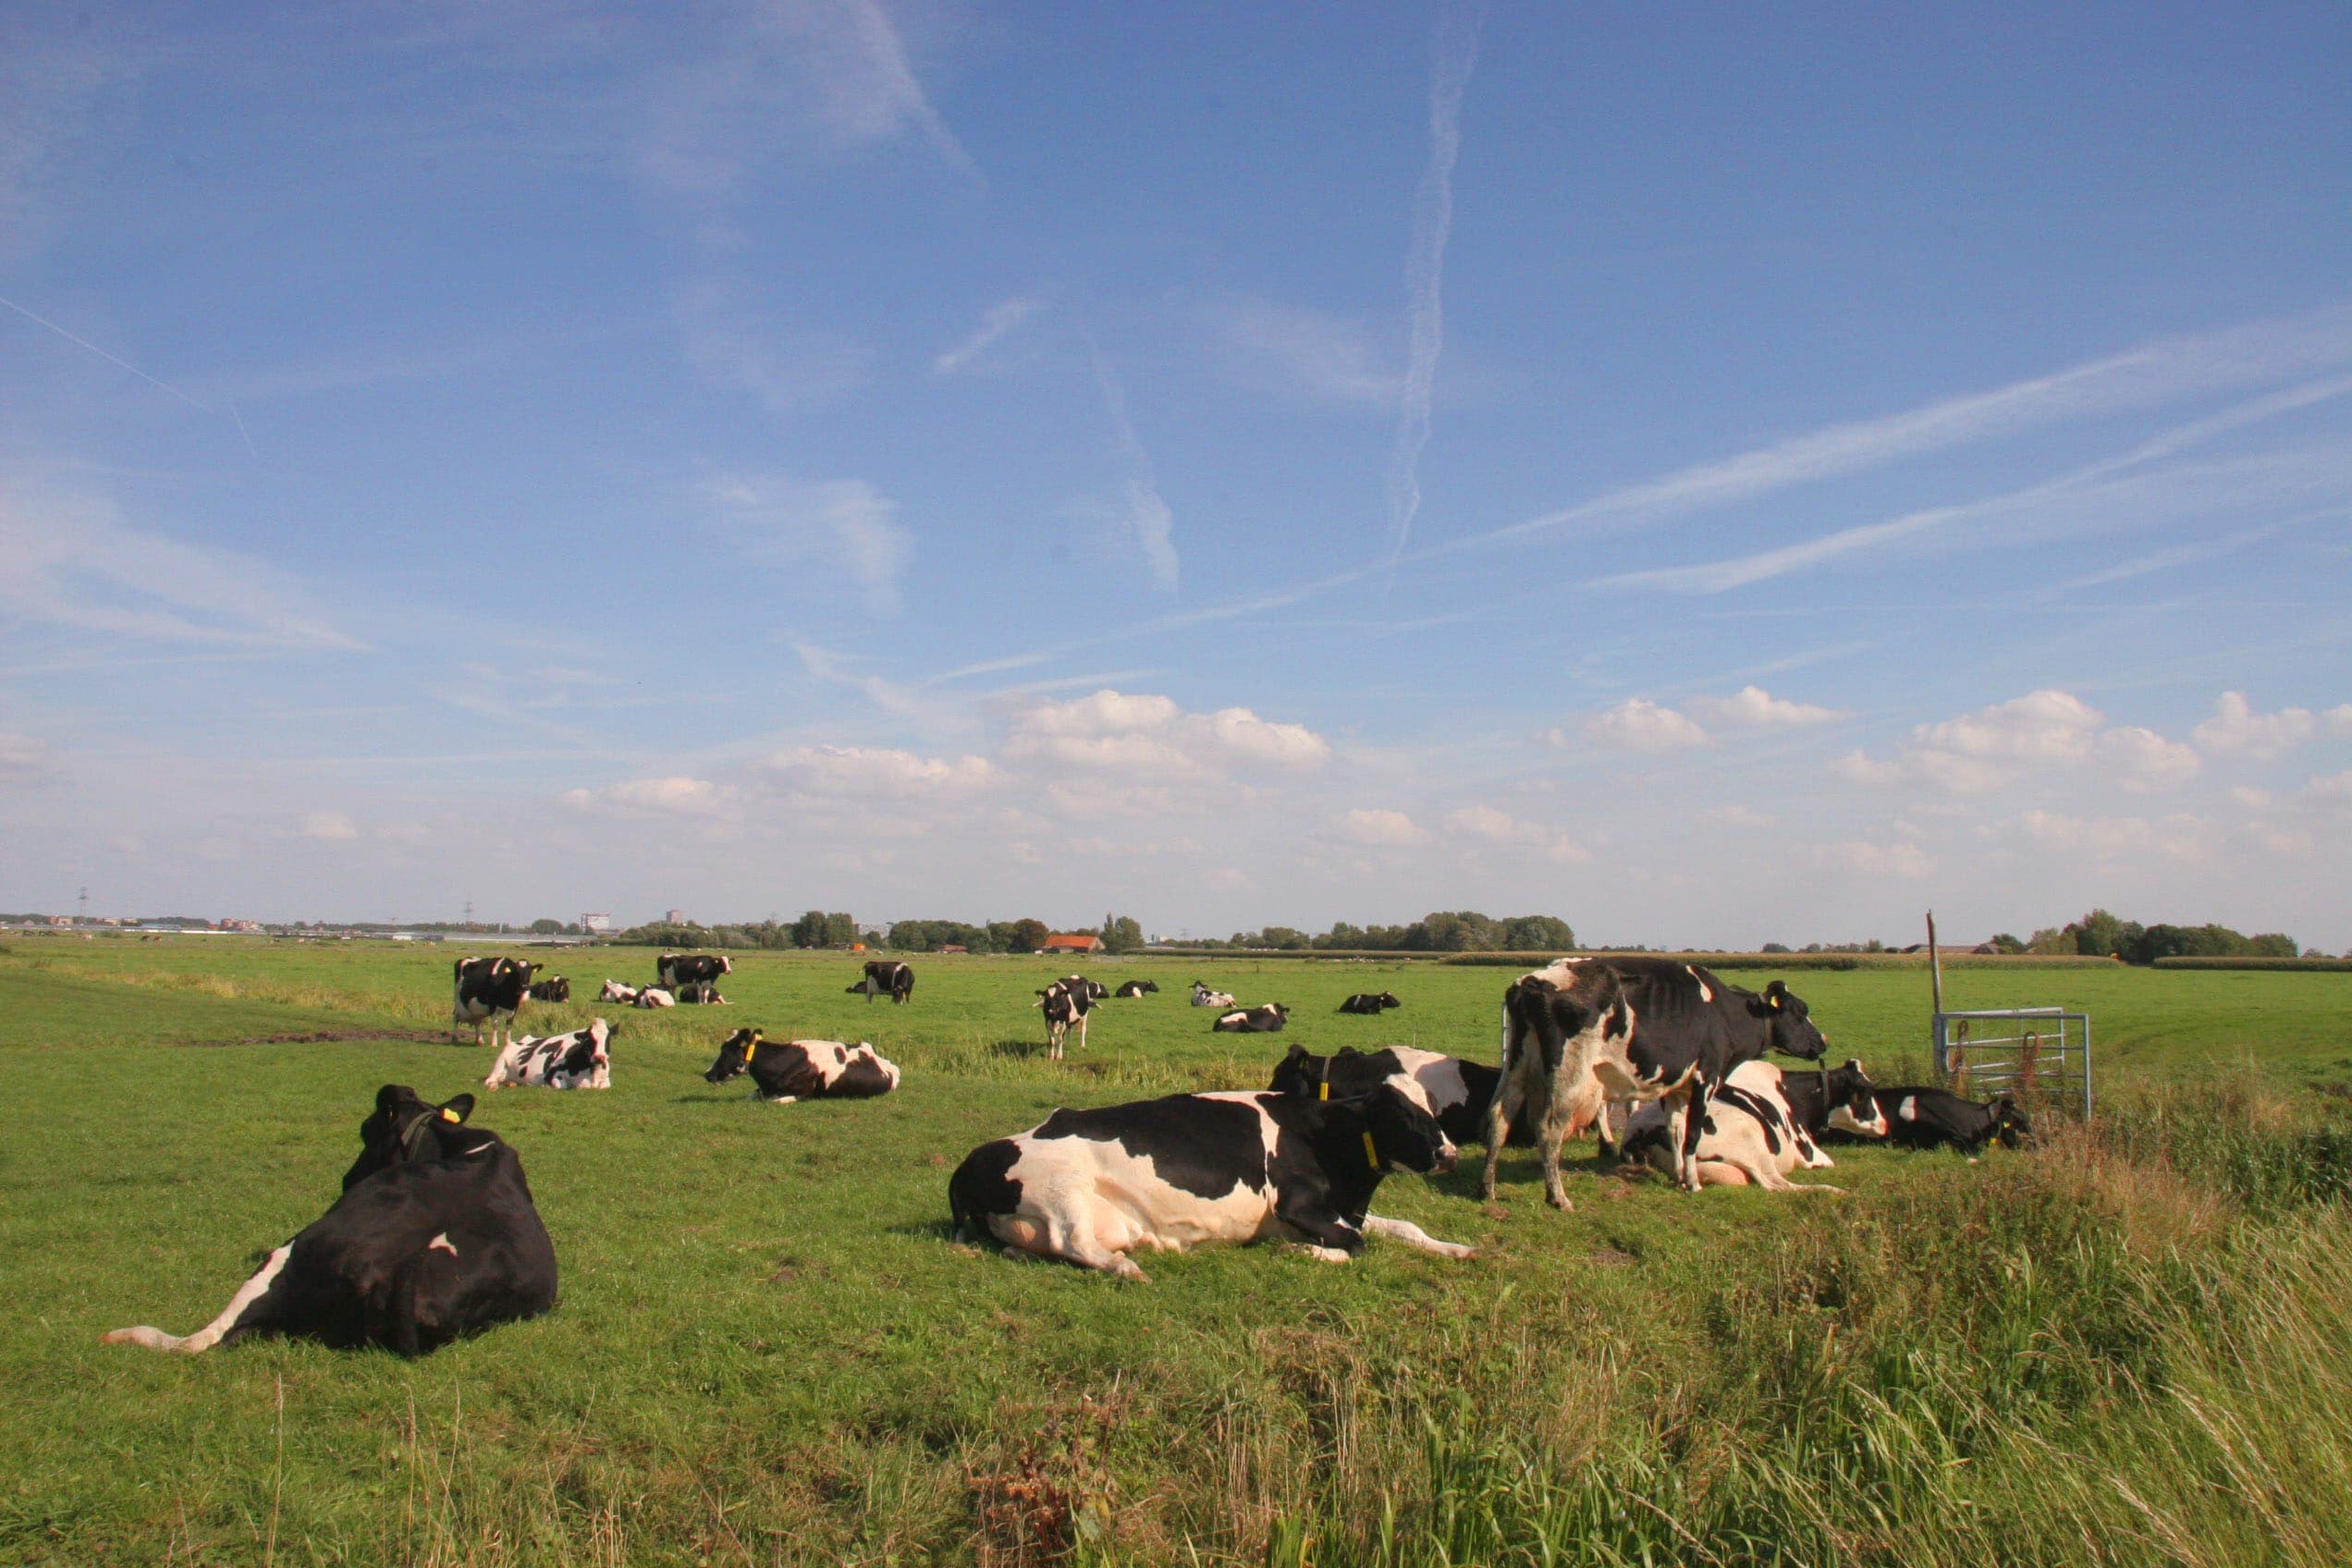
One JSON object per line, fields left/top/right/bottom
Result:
{"left": 4, "top": 937, "right": 2349, "bottom": 1566}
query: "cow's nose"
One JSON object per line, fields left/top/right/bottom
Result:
{"left": 1434, "top": 1144, "right": 1458, "bottom": 1173}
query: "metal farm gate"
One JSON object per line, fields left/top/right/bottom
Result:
{"left": 1932, "top": 1007, "right": 2094, "bottom": 1121}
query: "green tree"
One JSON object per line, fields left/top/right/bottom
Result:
{"left": 1099, "top": 913, "right": 1145, "bottom": 954}
{"left": 528, "top": 917, "right": 565, "bottom": 935}
{"left": 1007, "top": 918, "right": 1049, "bottom": 953}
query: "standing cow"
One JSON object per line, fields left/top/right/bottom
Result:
{"left": 451, "top": 956, "right": 535, "bottom": 1052}
{"left": 1035, "top": 978, "right": 1098, "bottom": 1060}
{"left": 1479, "top": 958, "right": 1829, "bottom": 1207}
{"left": 847, "top": 960, "right": 914, "bottom": 1004}
{"left": 656, "top": 953, "right": 731, "bottom": 991}
{"left": 103, "top": 1084, "right": 557, "bottom": 1357}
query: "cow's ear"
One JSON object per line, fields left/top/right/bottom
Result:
{"left": 1284, "top": 1042, "right": 1307, "bottom": 1060}
{"left": 1845, "top": 1057, "right": 1864, "bottom": 1073}
{"left": 1764, "top": 981, "right": 1787, "bottom": 1010}
{"left": 375, "top": 1084, "right": 409, "bottom": 1112}
{"left": 437, "top": 1094, "right": 476, "bottom": 1124}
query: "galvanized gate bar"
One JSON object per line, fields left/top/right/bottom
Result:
{"left": 1932, "top": 1008, "right": 2093, "bottom": 1121}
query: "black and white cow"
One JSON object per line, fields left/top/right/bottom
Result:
{"left": 1113, "top": 980, "right": 1159, "bottom": 998}
{"left": 1035, "top": 978, "right": 1098, "bottom": 1060}
{"left": 947, "top": 1085, "right": 1473, "bottom": 1280}
{"left": 1212, "top": 1002, "right": 1289, "bottom": 1034}
{"left": 675, "top": 981, "right": 729, "bottom": 1005}
{"left": 598, "top": 978, "right": 640, "bottom": 1004}
{"left": 103, "top": 1085, "right": 557, "bottom": 1357}
{"left": 527, "top": 975, "right": 570, "bottom": 1003}
{"left": 1337, "top": 992, "right": 1403, "bottom": 1015}
{"left": 1269, "top": 1042, "right": 1533, "bottom": 1148}
{"left": 1192, "top": 981, "right": 1237, "bottom": 1009}
{"left": 1849, "top": 1087, "right": 2032, "bottom": 1153}
{"left": 451, "top": 956, "right": 535, "bottom": 1051}
{"left": 1059, "top": 974, "right": 1110, "bottom": 1001}
{"left": 1479, "top": 957, "right": 1830, "bottom": 1207}
{"left": 1771, "top": 1059, "right": 1892, "bottom": 1143}
{"left": 632, "top": 986, "right": 675, "bottom": 1010}
{"left": 848, "top": 960, "right": 914, "bottom": 1004}
{"left": 1620, "top": 1061, "right": 1843, "bottom": 1193}
{"left": 484, "top": 1019, "right": 613, "bottom": 1090}
{"left": 702, "top": 1029, "right": 900, "bottom": 1101}
{"left": 656, "top": 953, "right": 732, "bottom": 991}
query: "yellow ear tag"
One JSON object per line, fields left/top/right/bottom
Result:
{"left": 1363, "top": 1131, "right": 1381, "bottom": 1170}
{"left": 1318, "top": 1078, "right": 1329, "bottom": 1101}
{"left": 1770, "top": 994, "right": 1782, "bottom": 1010}
{"left": 440, "top": 1109, "right": 460, "bottom": 1122}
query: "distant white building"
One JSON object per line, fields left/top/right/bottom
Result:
{"left": 665, "top": 908, "right": 686, "bottom": 924}
{"left": 582, "top": 913, "right": 612, "bottom": 934}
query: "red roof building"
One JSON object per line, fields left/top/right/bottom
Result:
{"left": 1043, "top": 933, "right": 1105, "bottom": 954}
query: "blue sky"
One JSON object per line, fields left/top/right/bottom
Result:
{"left": 4, "top": 1, "right": 2349, "bottom": 947}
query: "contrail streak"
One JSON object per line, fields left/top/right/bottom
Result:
{"left": 0, "top": 291, "right": 212, "bottom": 410}
{"left": 1382, "top": 2, "right": 1483, "bottom": 584}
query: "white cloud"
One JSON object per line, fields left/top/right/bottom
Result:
{"left": 1208, "top": 299, "right": 1399, "bottom": 406}
{"left": 0, "top": 479, "right": 360, "bottom": 649}
{"left": 1445, "top": 804, "right": 1517, "bottom": 840}
{"left": 298, "top": 811, "right": 358, "bottom": 841}
{"left": 2011, "top": 809, "right": 2209, "bottom": 864}
{"left": 1686, "top": 685, "right": 1848, "bottom": 728}
{"left": 2193, "top": 692, "right": 2317, "bottom": 759}
{"left": 761, "top": 746, "right": 994, "bottom": 799}
{"left": 710, "top": 474, "right": 911, "bottom": 611}
{"left": 2328, "top": 704, "right": 2352, "bottom": 738}
{"left": 934, "top": 296, "right": 1042, "bottom": 375}
{"left": 1583, "top": 698, "right": 1709, "bottom": 753}
{"left": 674, "top": 281, "right": 867, "bottom": 413}
{"left": 2092, "top": 726, "right": 2204, "bottom": 792}
{"left": 1701, "top": 803, "right": 1777, "bottom": 827}
{"left": 1442, "top": 804, "right": 1590, "bottom": 863}
{"left": 1838, "top": 690, "right": 2204, "bottom": 796}
{"left": 1088, "top": 357, "right": 1181, "bottom": 591}
{"left": 1001, "top": 690, "right": 1329, "bottom": 778}
{"left": 1336, "top": 808, "right": 1427, "bottom": 846}
{"left": 1815, "top": 840, "right": 1934, "bottom": 877}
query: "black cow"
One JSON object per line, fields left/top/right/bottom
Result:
{"left": 103, "top": 1085, "right": 557, "bottom": 1357}
{"left": 1337, "top": 991, "right": 1402, "bottom": 1015}
{"left": 703, "top": 1029, "right": 900, "bottom": 1101}
{"left": 527, "top": 975, "right": 570, "bottom": 1003}
{"left": 948, "top": 1086, "right": 1473, "bottom": 1280}
{"left": 1212, "top": 1002, "right": 1288, "bottom": 1034}
{"left": 1851, "top": 1087, "right": 2032, "bottom": 1152}
{"left": 1270, "top": 1042, "right": 1533, "bottom": 1148}
{"left": 656, "top": 952, "right": 732, "bottom": 990}
{"left": 1771, "top": 1059, "right": 1890, "bottom": 1142}
{"left": 1034, "top": 978, "right": 1098, "bottom": 1060}
{"left": 847, "top": 960, "right": 914, "bottom": 1004}
{"left": 1113, "top": 980, "right": 1159, "bottom": 998}
{"left": 1480, "top": 957, "right": 1829, "bottom": 1207}
{"left": 451, "top": 956, "right": 535, "bottom": 1051}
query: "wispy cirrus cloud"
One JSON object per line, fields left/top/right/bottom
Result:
{"left": 1382, "top": 1, "right": 1483, "bottom": 574}
{"left": 934, "top": 296, "right": 1042, "bottom": 374}
{"left": 1209, "top": 298, "right": 1399, "bottom": 407}
{"left": 1079, "top": 354, "right": 1181, "bottom": 591}
{"left": 710, "top": 473, "right": 912, "bottom": 612}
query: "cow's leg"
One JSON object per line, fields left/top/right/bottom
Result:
{"left": 1593, "top": 1096, "right": 1620, "bottom": 1160}
{"left": 1362, "top": 1215, "right": 1475, "bottom": 1260}
{"left": 1009, "top": 1211, "right": 1145, "bottom": 1280}
{"left": 1275, "top": 1203, "right": 1366, "bottom": 1261}
{"left": 1537, "top": 1074, "right": 1581, "bottom": 1210}
{"left": 1477, "top": 1070, "right": 1526, "bottom": 1200}
{"left": 1674, "top": 1078, "right": 1709, "bottom": 1193}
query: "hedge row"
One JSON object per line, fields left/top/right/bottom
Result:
{"left": 2150, "top": 956, "right": 2352, "bottom": 973}
{"left": 1439, "top": 950, "right": 2124, "bottom": 971}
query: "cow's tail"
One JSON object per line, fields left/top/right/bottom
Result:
{"left": 102, "top": 1243, "right": 291, "bottom": 1354}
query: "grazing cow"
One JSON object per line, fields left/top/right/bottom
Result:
{"left": 1852, "top": 1087, "right": 2032, "bottom": 1153}
{"left": 1034, "top": 978, "right": 1098, "bottom": 1060}
{"left": 675, "top": 982, "right": 729, "bottom": 1005}
{"left": 527, "top": 975, "right": 570, "bottom": 1003}
{"left": 655, "top": 953, "right": 732, "bottom": 991}
{"left": 102, "top": 1085, "right": 557, "bottom": 1357}
{"left": 1479, "top": 958, "right": 1830, "bottom": 1207}
{"left": 1337, "top": 992, "right": 1403, "bottom": 1015}
{"left": 632, "top": 986, "right": 675, "bottom": 1010}
{"left": 1269, "top": 1043, "right": 1533, "bottom": 1148}
{"left": 848, "top": 960, "right": 914, "bottom": 1005}
{"left": 1113, "top": 980, "right": 1159, "bottom": 998}
{"left": 485, "top": 1019, "right": 613, "bottom": 1090}
{"left": 1212, "top": 1002, "right": 1289, "bottom": 1034}
{"left": 947, "top": 1085, "right": 1473, "bottom": 1280}
{"left": 702, "top": 1029, "right": 900, "bottom": 1101}
{"left": 1192, "top": 982, "right": 1236, "bottom": 1008}
{"left": 598, "top": 978, "right": 639, "bottom": 1004}
{"left": 451, "top": 956, "right": 535, "bottom": 1052}
{"left": 1620, "top": 1062, "right": 1843, "bottom": 1193}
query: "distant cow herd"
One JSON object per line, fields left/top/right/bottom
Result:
{"left": 105, "top": 949, "right": 2032, "bottom": 1356}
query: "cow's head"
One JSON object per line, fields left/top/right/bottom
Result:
{"left": 1987, "top": 1095, "right": 2032, "bottom": 1149}
{"left": 704, "top": 1028, "right": 764, "bottom": 1083}
{"left": 1822, "top": 1059, "right": 1887, "bottom": 1137}
{"left": 1269, "top": 1041, "right": 1329, "bottom": 1096}
{"left": 346, "top": 1084, "right": 476, "bottom": 1190}
{"left": 1378, "top": 992, "right": 1402, "bottom": 1010}
{"left": 1755, "top": 980, "right": 1828, "bottom": 1060}
{"left": 1353, "top": 1084, "right": 1456, "bottom": 1176}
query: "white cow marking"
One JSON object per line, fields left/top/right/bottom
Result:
{"left": 103, "top": 1243, "right": 291, "bottom": 1354}
{"left": 427, "top": 1233, "right": 457, "bottom": 1256}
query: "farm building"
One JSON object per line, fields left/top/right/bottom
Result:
{"left": 1043, "top": 932, "right": 1105, "bottom": 954}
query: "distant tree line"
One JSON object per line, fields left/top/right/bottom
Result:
{"left": 605, "top": 911, "right": 1152, "bottom": 955}
{"left": 2015, "top": 909, "right": 2306, "bottom": 964}
{"left": 1185, "top": 912, "right": 1576, "bottom": 953}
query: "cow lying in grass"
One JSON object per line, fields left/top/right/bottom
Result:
{"left": 103, "top": 1085, "right": 557, "bottom": 1357}
{"left": 1211, "top": 1002, "right": 1288, "bottom": 1033}
{"left": 1191, "top": 982, "right": 1236, "bottom": 1008}
{"left": 702, "top": 1029, "right": 900, "bottom": 1101}
{"left": 948, "top": 1086, "right": 1472, "bottom": 1280}
{"left": 1621, "top": 1060, "right": 1880, "bottom": 1192}
{"left": 1269, "top": 1042, "right": 1532, "bottom": 1148}
{"left": 484, "top": 1019, "right": 613, "bottom": 1090}
{"left": 1113, "top": 980, "right": 1158, "bottom": 998}
{"left": 1337, "top": 991, "right": 1402, "bottom": 1014}
{"left": 1834, "top": 1087, "right": 2031, "bottom": 1153}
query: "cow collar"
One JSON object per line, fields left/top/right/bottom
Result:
{"left": 398, "top": 1106, "right": 460, "bottom": 1160}
{"left": 741, "top": 1035, "right": 759, "bottom": 1065}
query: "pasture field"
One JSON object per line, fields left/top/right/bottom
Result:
{"left": 4, "top": 937, "right": 2351, "bottom": 1566}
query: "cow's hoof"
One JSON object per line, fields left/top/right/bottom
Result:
{"left": 1545, "top": 1193, "right": 1574, "bottom": 1211}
